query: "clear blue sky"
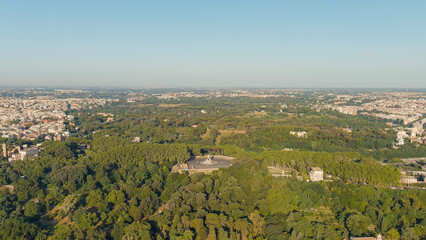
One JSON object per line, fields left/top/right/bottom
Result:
{"left": 1, "top": 1, "right": 425, "bottom": 88}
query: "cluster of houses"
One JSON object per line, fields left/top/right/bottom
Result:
{"left": 2, "top": 143, "right": 40, "bottom": 163}
{"left": 319, "top": 92, "right": 426, "bottom": 126}
{"left": 0, "top": 94, "right": 120, "bottom": 164}
{"left": 394, "top": 119, "right": 426, "bottom": 146}
{"left": 400, "top": 166, "right": 426, "bottom": 185}
{"left": 0, "top": 94, "right": 117, "bottom": 142}
{"left": 0, "top": 116, "right": 70, "bottom": 141}
{"left": 152, "top": 90, "right": 281, "bottom": 100}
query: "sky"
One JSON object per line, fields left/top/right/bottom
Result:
{"left": 1, "top": 1, "right": 426, "bottom": 88}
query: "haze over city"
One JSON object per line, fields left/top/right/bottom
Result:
{"left": 1, "top": 1, "right": 426, "bottom": 88}
{"left": 1, "top": 2, "right": 426, "bottom": 239}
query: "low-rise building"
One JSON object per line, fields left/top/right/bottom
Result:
{"left": 309, "top": 167, "right": 323, "bottom": 181}
{"left": 290, "top": 131, "right": 307, "bottom": 138}
{"left": 401, "top": 176, "right": 418, "bottom": 184}
{"left": 396, "top": 137, "right": 405, "bottom": 146}
{"left": 413, "top": 171, "right": 426, "bottom": 176}
{"left": 19, "top": 148, "right": 39, "bottom": 161}
{"left": 172, "top": 155, "right": 234, "bottom": 174}
{"left": 267, "top": 166, "right": 293, "bottom": 177}
{"left": 53, "top": 134, "right": 64, "bottom": 142}
{"left": 350, "top": 234, "right": 382, "bottom": 240}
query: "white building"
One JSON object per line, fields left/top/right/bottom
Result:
{"left": 396, "top": 137, "right": 405, "bottom": 146}
{"left": 350, "top": 234, "right": 382, "bottom": 240}
{"left": 396, "top": 131, "right": 408, "bottom": 139}
{"left": 400, "top": 176, "right": 418, "bottom": 184}
{"left": 309, "top": 167, "right": 324, "bottom": 182}
{"left": 290, "top": 131, "right": 307, "bottom": 138}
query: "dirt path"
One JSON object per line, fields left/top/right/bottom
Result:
{"left": 0, "top": 185, "right": 14, "bottom": 193}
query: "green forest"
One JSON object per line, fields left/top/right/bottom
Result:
{"left": 0, "top": 96, "right": 425, "bottom": 240}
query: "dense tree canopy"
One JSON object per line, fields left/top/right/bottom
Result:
{"left": 0, "top": 96, "right": 424, "bottom": 239}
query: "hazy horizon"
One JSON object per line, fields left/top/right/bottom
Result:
{"left": 1, "top": 1, "right": 426, "bottom": 88}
